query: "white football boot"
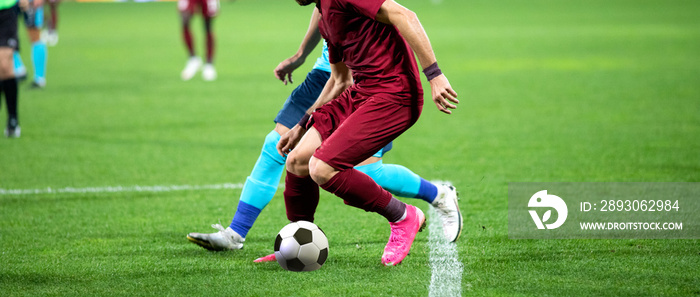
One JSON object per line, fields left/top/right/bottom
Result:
{"left": 180, "top": 56, "right": 202, "bottom": 81}
{"left": 202, "top": 64, "right": 217, "bottom": 81}
{"left": 4, "top": 118, "right": 20, "bottom": 138}
{"left": 48, "top": 30, "right": 59, "bottom": 47}
{"left": 4, "top": 125, "right": 21, "bottom": 138}
{"left": 431, "top": 183, "right": 463, "bottom": 242}
{"left": 187, "top": 224, "right": 244, "bottom": 251}
{"left": 41, "top": 29, "right": 59, "bottom": 47}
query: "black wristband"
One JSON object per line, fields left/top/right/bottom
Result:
{"left": 298, "top": 113, "right": 311, "bottom": 129}
{"left": 423, "top": 62, "right": 442, "bottom": 81}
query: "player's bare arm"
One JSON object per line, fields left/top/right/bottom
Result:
{"left": 274, "top": 8, "right": 323, "bottom": 85}
{"left": 305, "top": 60, "right": 352, "bottom": 114}
{"left": 277, "top": 61, "right": 352, "bottom": 156}
{"left": 376, "top": 0, "right": 459, "bottom": 114}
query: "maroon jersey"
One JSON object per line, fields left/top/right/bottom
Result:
{"left": 317, "top": 0, "right": 423, "bottom": 104}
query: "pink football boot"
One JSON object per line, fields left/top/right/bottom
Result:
{"left": 381, "top": 205, "right": 426, "bottom": 266}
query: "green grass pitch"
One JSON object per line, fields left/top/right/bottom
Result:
{"left": 1, "top": 0, "right": 699, "bottom": 296}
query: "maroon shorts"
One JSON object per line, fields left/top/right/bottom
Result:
{"left": 311, "top": 87, "right": 423, "bottom": 170}
{"left": 178, "top": 0, "right": 219, "bottom": 17}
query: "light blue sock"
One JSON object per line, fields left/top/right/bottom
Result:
{"left": 31, "top": 41, "right": 47, "bottom": 84}
{"left": 230, "top": 131, "right": 286, "bottom": 235}
{"left": 13, "top": 51, "right": 25, "bottom": 76}
{"left": 356, "top": 160, "right": 437, "bottom": 203}
{"left": 239, "top": 131, "right": 286, "bottom": 209}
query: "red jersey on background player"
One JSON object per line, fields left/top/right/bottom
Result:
{"left": 278, "top": 0, "right": 459, "bottom": 267}
{"left": 178, "top": 0, "right": 219, "bottom": 81}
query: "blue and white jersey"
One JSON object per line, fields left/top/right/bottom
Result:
{"left": 311, "top": 40, "right": 331, "bottom": 73}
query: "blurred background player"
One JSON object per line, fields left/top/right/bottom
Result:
{"left": 186, "top": 9, "right": 462, "bottom": 256}
{"left": 42, "top": 0, "right": 59, "bottom": 46}
{"left": 1, "top": 0, "right": 22, "bottom": 137}
{"left": 13, "top": 0, "right": 47, "bottom": 88}
{"left": 178, "top": 0, "right": 218, "bottom": 81}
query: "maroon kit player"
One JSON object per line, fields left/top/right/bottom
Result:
{"left": 278, "top": 0, "right": 459, "bottom": 266}
{"left": 178, "top": 0, "right": 218, "bottom": 81}
{"left": 44, "top": 0, "right": 59, "bottom": 46}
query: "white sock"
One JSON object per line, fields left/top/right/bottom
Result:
{"left": 394, "top": 209, "right": 408, "bottom": 223}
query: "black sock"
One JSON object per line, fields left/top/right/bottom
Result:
{"left": 1, "top": 78, "right": 18, "bottom": 125}
{"left": 380, "top": 197, "right": 407, "bottom": 223}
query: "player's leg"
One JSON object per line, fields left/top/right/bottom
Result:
{"left": 254, "top": 143, "right": 456, "bottom": 260}
{"left": 45, "top": 0, "right": 59, "bottom": 46}
{"left": 1, "top": 48, "right": 19, "bottom": 137}
{"left": 180, "top": 12, "right": 195, "bottom": 58}
{"left": 24, "top": 5, "right": 47, "bottom": 88}
{"left": 310, "top": 95, "right": 425, "bottom": 266}
{"left": 186, "top": 125, "right": 288, "bottom": 250}
{"left": 0, "top": 8, "right": 20, "bottom": 138}
{"left": 201, "top": 16, "right": 216, "bottom": 81}
{"left": 178, "top": 0, "right": 201, "bottom": 80}
{"left": 187, "top": 70, "right": 331, "bottom": 251}
{"left": 225, "top": 70, "right": 326, "bottom": 238}
{"left": 278, "top": 69, "right": 330, "bottom": 222}
{"left": 228, "top": 124, "right": 288, "bottom": 234}
{"left": 311, "top": 156, "right": 425, "bottom": 266}
{"left": 309, "top": 96, "right": 418, "bottom": 214}
{"left": 356, "top": 145, "right": 438, "bottom": 203}
{"left": 283, "top": 127, "right": 323, "bottom": 222}
{"left": 355, "top": 155, "right": 462, "bottom": 242}
{"left": 13, "top": 50, "right": 25, "bottom": 81}
{"left": 200, "top": 0, "right": 218, "bottom": 81}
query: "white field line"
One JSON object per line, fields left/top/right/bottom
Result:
{"left": 0, "top": 183, "right": 244, "bottom": 196}
{"left": 428, "top": 206, "right": 464, "bottom": 297}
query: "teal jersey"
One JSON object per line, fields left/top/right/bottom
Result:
{"left": 0, "top": 0, "right": 17, "bottom": 10}
{"left": 312, "top": 40, "right": 331, "bottom": 73}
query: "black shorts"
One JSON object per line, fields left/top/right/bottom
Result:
{"left": 0, "top": 7, "right": 19, "bottom": 50}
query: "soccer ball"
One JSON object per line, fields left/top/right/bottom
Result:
{"left": 274, "top": 221, "right": 329, "bottom": 272}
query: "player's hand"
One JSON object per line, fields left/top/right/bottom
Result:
{"left": 274, "top": 56, "right": 305, "bottom": 85}
{"left": 429, "top": 75, "right": 459, "bottom": 114}
{"left": 277, "top": 125, "right": 306, "bottom": 156}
